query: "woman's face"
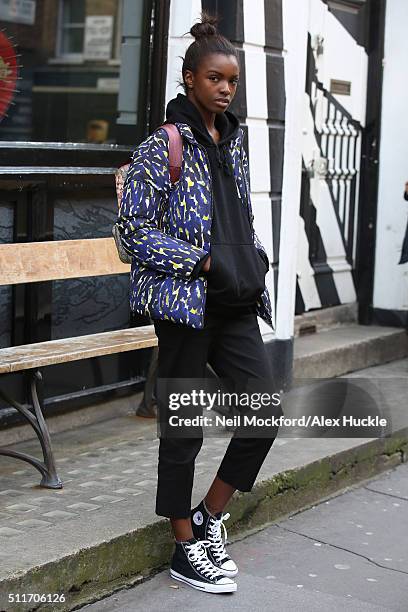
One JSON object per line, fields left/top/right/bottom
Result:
{"left": 184, "top": 53, "right": 240, "bottom": 114}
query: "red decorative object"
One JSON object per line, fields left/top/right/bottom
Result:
{"left": 0, "top": 31, "right": 18, "bottom": 121}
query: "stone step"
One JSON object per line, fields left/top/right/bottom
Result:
{"left": 294, "top": 324, "right": 408, "bottom": 379}
{"left": 294, "top": 302, "right": 358, "bottom": 337}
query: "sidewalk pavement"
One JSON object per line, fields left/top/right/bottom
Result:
{"left": 83, "top": 461, "right": 408, "bottom": 612}
{"left": 0, "top": 358, "right": 407, "bottom": 611}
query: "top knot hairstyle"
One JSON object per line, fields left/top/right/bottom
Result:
{"left": 181, "top": 12, "right": 239, "bottom": 92}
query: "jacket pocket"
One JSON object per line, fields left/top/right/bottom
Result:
{"left": 207, "top": 243, "right": 266, "bottom": 308}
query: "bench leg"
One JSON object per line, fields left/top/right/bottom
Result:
{"left": 134, "top": 350, "right": 229, "bottom": 420}
{"left": 0, "top": 370, "right": 62, "bottom": 489}
{"left": 136, "top": 346, "right": 158, "bottom": 418}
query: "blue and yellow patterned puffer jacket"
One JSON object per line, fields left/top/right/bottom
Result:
{"left": 117, "top": 123, "right": 273, "bottom": 330}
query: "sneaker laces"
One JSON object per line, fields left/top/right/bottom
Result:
{"left": 207, "top": 512, "right": 230, "bottom": 562}
{"left": 185, "top": 540, "right": 223, "bottom": 579}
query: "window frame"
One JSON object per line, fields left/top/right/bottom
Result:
{"left": 113, "top": 0, "right": 124, "bottom": 62}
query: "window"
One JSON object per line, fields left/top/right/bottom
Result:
{"left": 0, "top": 0, "right": 150, "bottom": 147}
{"left": 57, "top": 0, "right": 86, "bottom": 59}
{"left": 56, "top": 0, "right": 123, "bottom": 62}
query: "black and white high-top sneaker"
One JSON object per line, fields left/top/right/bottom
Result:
{"left": 170, "top": 538, "right": 237, "bottom": 593}
{"left": 191, "top": 500, "right": 238, "bottom": 577}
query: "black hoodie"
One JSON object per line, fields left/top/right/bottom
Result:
{"left": 165, "top": 94, "right": 268, "bottom": 314}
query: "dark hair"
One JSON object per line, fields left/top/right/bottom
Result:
{"left": 181, "top": 12, "right": 239, "bottom": 93}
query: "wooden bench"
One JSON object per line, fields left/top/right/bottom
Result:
{"left": 0, "top": 237, "right": 158, "bottom": 489}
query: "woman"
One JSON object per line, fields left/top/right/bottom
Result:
{"left": 118, "top": 13, "right": 281, "bottom": 594}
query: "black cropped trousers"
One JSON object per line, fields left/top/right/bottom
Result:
{"left": 153, "top": 308, "right": 279, "bottom": 518}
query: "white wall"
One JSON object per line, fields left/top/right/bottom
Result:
{"left": 165, "top": 0, "right": 202, "bottom": 103}
{"left": 373, "top": 0, "right": 408, "bottom": 311}
{"left": 242, "top": 0, "right": 275, "bottom": 337}
{"left": 278, "top": 0, "right": 309, "bottom": 338}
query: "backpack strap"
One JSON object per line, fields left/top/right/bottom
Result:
{"left": 115, "top": 124, "right": 182, "bottom": 212}
{"left": 115, "top": 162, "right": 131, "bottom": 211}
{"left": 160, "top": 123, "right": 183, "bottom": 184}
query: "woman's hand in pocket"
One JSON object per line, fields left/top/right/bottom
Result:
{"left": 202, "top": 255, "right": 211, "bottom": 273}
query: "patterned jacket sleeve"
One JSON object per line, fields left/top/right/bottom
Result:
{"left": 241, "top": 144, "right": 270, "bottom": 272}
{"left": 117, "top": 128, "right": 208, "bottom": 279}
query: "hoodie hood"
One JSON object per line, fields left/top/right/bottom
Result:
{"left": 165, "top": 93, "right": 240, "bottom": 176}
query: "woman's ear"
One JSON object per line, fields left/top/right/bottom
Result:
{"left": 184, "top": 70, "right": 194, "bottom": 90}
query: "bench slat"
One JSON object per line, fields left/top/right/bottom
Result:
{"left": 0, "top": 238, "right": 130, "bottom": 285}
{"left": 0, "top": 326, "right": 157, "bottom": 374}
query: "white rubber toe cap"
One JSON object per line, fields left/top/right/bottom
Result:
{"left": 220, "top": 559, "right": 238, "bottom": 577}
{"left": 217, "top": 575, "right": 235, "bottom": 585}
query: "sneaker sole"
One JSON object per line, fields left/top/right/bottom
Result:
{"left": 170, "top": 569, "right": 237, "bottom": 593}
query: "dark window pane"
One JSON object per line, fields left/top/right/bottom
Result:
{"left": 62, "top": 0, "right": 85, "bottom": 25}
{"left": 52, "top": 275, "right": 130, "bottom": 340}
{"left": 61, "top": 26, "right": 85, "bottom": 54}
{"left": 52, "top": 196, "right": 130, "bottom": 339}
{"left": 54, "top": 196, "right": 116, "bottom": 240}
